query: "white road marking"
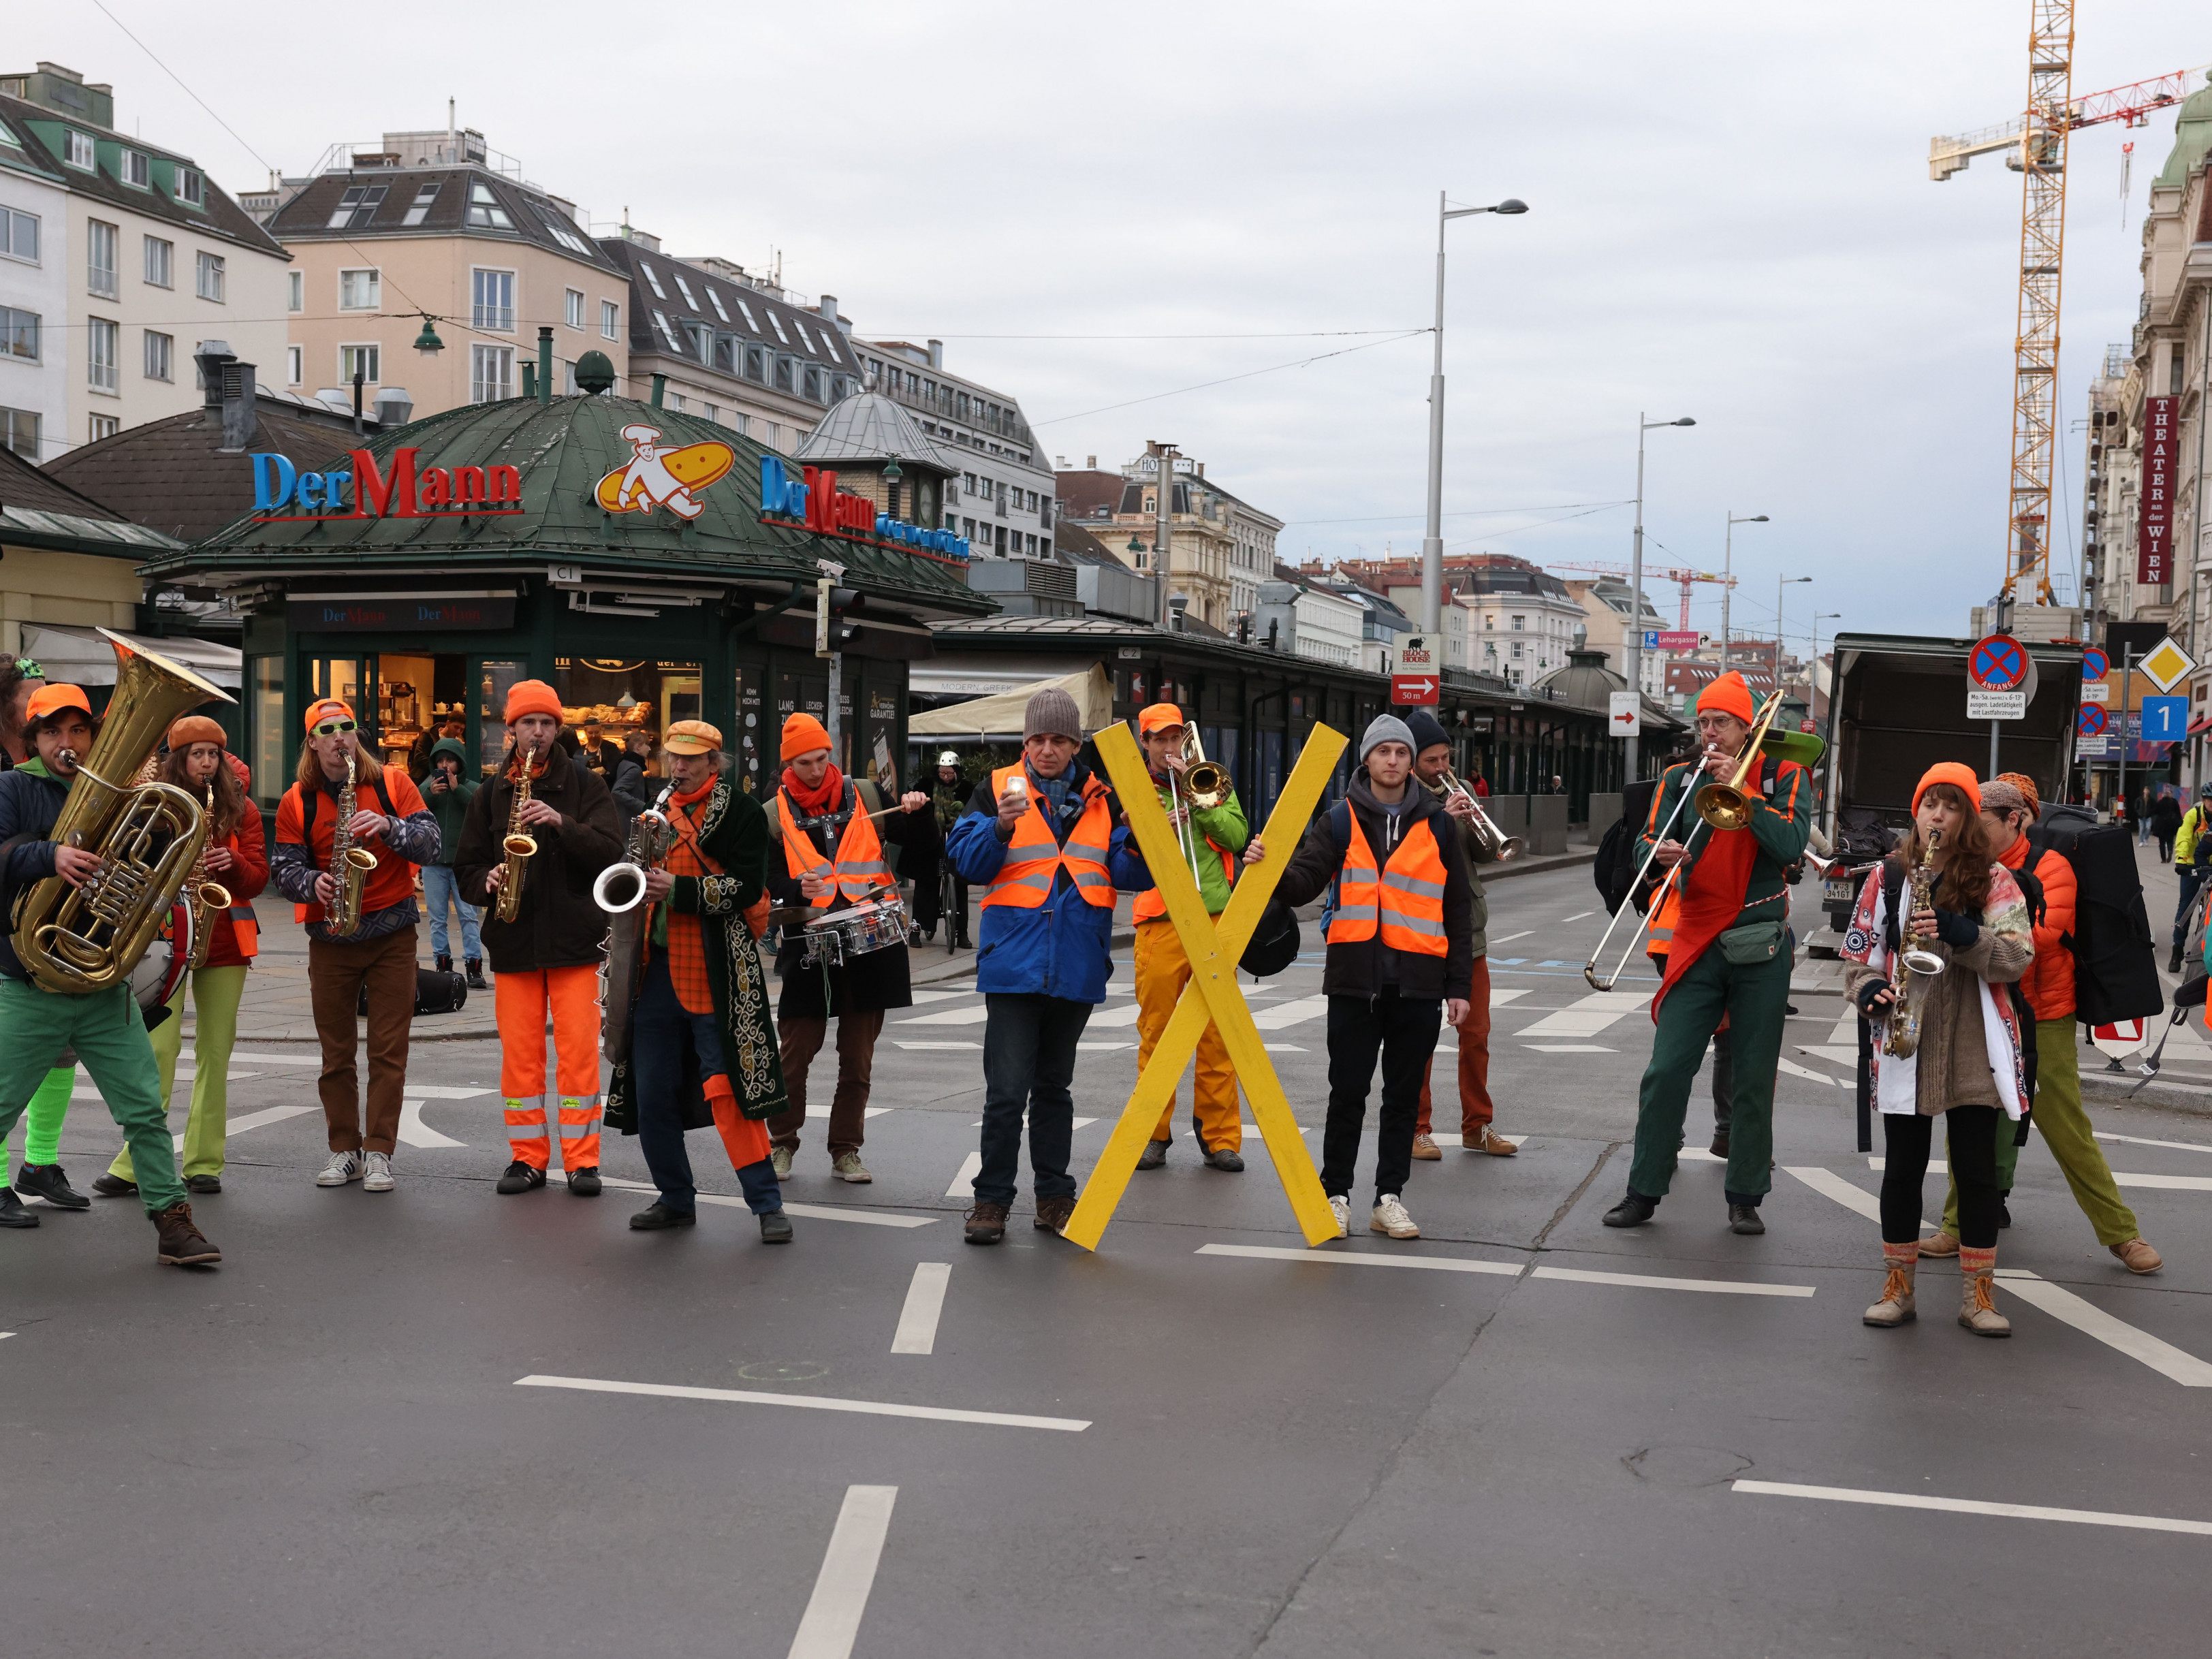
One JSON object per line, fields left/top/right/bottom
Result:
{"left": 172, "top": 1067, "right": 262, "bottom": 1082}
{"left": 517, "top": 1374, "right": 1089, "bottom": 1432}
{"left": 947, "top": 1151, "right": 981, "bottom": 1199}
{"left": 1679, "top": 1148, "right": 1722, "bottom": 1163}
{"left": 1488, "top": 987, "right": 1531, "bottom": 1007}
{"left": 213, "top": 1103, "right": 315, "bottom": 1139}
{"left": 1733, "top": 1479, "right": 2212, "bottom": 1537}
{"left": 890, "top": 1264, "right": 951, "bottom": 1355}
{"left": 908, "top": 990, "right": 965, "bottom": 1004}
{"left": 1490, "top": 930, "right": 1534, "bottom": 945}
{"left": 395, "top": 1084, "right": 493, "bottom": 1100}
{"left": 1995, "top": 1269, "right": 2212, "bottom": 1387}
{"left": 896, "top": 1041, "right": 980, "bottom": 1051}
{"left": 1776, "top": 1057, "right": 1837, "bottom": 1086}
{"left": 1250, "top": 994, "right": 1330, "bottom": 1030}
{"left": 2097, "top": 1131, "right": 2212, "bottom": 1154}
{"left": 1798, "top": 1045, "right": 1861, "bottom": 1068}
{"left": 1784, "top": 1165, "right": 1884, "bottom": 1224}
{"left": 1075, "top": 1041, "right": 1131, "bottom": 1051}
{"left": 223, "top": 1051, "right": 328, "bottom": 1067}
{"left": 1265, "top": 1043, "right": 1308, "bottom": 1053}
{"left": 1560, "top": 911, "right": 1594, "bottom": 923}
{"left": 397, "top": 1099, "right": 466, "bottom": 1150}
{"left": 788, "top": 1485, "right": 900, "bottom": 1659}
{"left": 1530, "top": 1265, "right": 1814, "bottom": 1297}
{"left": 2113, "top": 1172, "right": 2212, "bottom": 1190}
{"left": 1525, "top": 1044, "right": 1615, "bottom": 1053}
{"left": 896, "top": 1005, "right": 992, "bottom": 1026}
{"left": 598, "top": 1176, "right": 936, "bottom": 1227}
{"left": 808, "top": 1103, "right": 893, "bottom": 1122}
{"left": 1826, "top": 1011, "right": 1859, "bottom": 1047}
{"left": 1199, "top": 1243, "right": 1519, "bottom": 1276}
{"left": 1517, "top": 990, "right": 1643, "bottom": 1039}
{"left": 1086, "top": 1002, "right": 1141, "bottom": 1028}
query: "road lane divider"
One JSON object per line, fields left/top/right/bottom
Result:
{"left": 598, "top": 1175, "right": 935, "bottom": 1227}
{"left": 891, "top": 1264, "right": 951, "bottom": 1355}
{"left": 1995, "top": 1269, "right": 2212, "bottom": 1387}
{"left": 788, "top": 1485, "right": 899, "bottom": 1659}
{"left": 515, "top": 1374, "right": 1090, "bottom": 1432}
{"left": 1733, "top": 1479, "right": 2212, "bottom": 1536}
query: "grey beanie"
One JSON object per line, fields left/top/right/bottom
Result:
{"left": 1359, "top": 713, "right": 1416, "bottom": 763}
{"left": 1024, "top": 686, "right": 1084, "bottom": 742}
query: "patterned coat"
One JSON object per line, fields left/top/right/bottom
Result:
{"left": 604, "top": 776, "right": 790, "bottom": 1131}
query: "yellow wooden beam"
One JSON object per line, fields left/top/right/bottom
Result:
{"left": 1062, "top": 721, "right": 1346, "bottom": 1250}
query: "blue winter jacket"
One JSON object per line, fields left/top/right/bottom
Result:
{"left": 945, "top": 759, "right": 1150, "bottom": 1003}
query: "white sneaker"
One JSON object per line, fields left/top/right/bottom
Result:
{"left": 1370, "top": 1195, "right": 1420, "bottom": 1239}
{"left": 770, "top": 1146, "right": 793, "bottom": 1180}
{"left": 832, "top": 1152, "right": 872, "bottom": 1184}
{"left": 362, "top": 1152, "right": 395, "bottom": 1192}
{"left": 1327, "top": 1195, "right": 1351, "bottom": 1239}
{"left": 317, "top": 1150, "right": 362, "bottom": 1187}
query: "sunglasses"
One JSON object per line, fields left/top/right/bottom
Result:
{"left": 312, "top": 718, "right": 358, "bottom": 737}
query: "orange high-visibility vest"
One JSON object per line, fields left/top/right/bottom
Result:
{"left": 777, "top": 785, "right": 896, "bottom": 908}
{"left": 980, "top": 763, "right": 1116, "bottom": 911}
{"left": 1645, "top": 882, "right": 1680, "bottom": 960}
{"left": 1325, "top": 810, "right": 1449, "bottom": 956}
{"left": 1133, "top": 775, "right": 1234, "bottom": 923}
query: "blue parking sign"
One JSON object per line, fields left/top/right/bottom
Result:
{"left": 2140, "top": 695, "right": 2190, "bottom": 742}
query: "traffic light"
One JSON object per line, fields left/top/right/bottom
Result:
{"left": 815, "top": 578, "right": 858, "bottom": 658}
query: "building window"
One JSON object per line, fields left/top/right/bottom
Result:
{"left": 286, "top": 344, "right": 302, "bottom": 385}
{"left": 340, "top": 343, "right": 380, "bottom": 383}
{"left": 89, "top": 413, "right": 120, "bottom": 441}
{"left": 64, "top": 129, "right": 93, "bottom": 170}
{"left": 88, "top": 317, "right": 118, "bottom": 392}
{"left": 767, "top": 311, "right": 790, "bottom": 345}
{"left": 140, "top": 234, "right": 172, "bottom": 289}
{"left": 652, "top": 309, "right": 680, "bottom": 351}
{"left": 668, "top": 393, "right": 686, "bottom": 412}
{"left": 339, "top": 268, "right": 381, "bottom": 310}
{"left": 1511, "top": 614, "right": 1525, "bottom": 630}
{"left": 1, "top": 305, "right": 37, "bottom": 362}
{"left": 565, "top": 288, "right": 585, "bottom": 330}
{"left": 176, "top": 168, "right": 204, "bottom": 206}
{"left": 601, "top": 299, "right": 620, "bottom": 340}
{"left": 673, "top": 272, "right": 697, "bottom": 308}
{"left": 471, "top": 268, "right": 515, "bottom": 332}
{"left": 704, "top": 402, "right": 718, "bottom": 424}
{"left": 539, "top": 210, "right": 592, "bottom": 256}
{"left": 196, "top": 251, "right": 225, "bottom": 302}
{"left": 639, "top": 260, "right": 665, "bottom": 299}
{"left": 729, "top": 411, "right": 747, "bottom": 437}
{"left": 326, "top": 183, "right": 388, "bottom": 229}
{"left": 123, "top": 149, "right": 151, "bottom": 188}
{"left": 471, "top": 343, "right": 514, "bottom": 403}
{"left": 1, "top": 406, "right": 38, "bottom": 460}
{"left": 143, "top": 330, "right": 172, "bottom": 381}
{"left": 802, "top": 366, "right": 821, "bottom": 400}
{"left": 0, "top": 206, "right": 36, "bottom": 264}
{"left": 86, "top": 219, "right": 118, "bottom": 297}
{"left": 401, "top": 182, "right": 440, "bottom": 225}
{"left": 744, "top": 345, "right": 765, "bottom": 381}
{"left": 774, "top": 355, "right": 793, "bottom": 392}
{"left": 464, "top": 181, "right": 511, "bottom": 229}
{"left": 706, "top": 287, "right": 728, "bottom": 323}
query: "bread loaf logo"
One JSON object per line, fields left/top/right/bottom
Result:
{"left": 595, "top": 424, "right": 736, "bottom": 521}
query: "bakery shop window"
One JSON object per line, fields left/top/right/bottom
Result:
{"left": 554, "top": 658, "right": 702, "bottom": 783}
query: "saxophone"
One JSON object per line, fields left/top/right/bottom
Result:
{"left": 592, "top": 784, "right": 676, "bottom": 1062}
{"left": 494, "top": 742, "right": 540, "bottom": 925}
{"left": 185, "top": 783, "right": 234, "bottom": 970}
{"left": 1881, "top": 828, "right": 1947, "bottom": 1060}
{"left": 325, "top": 750, "right": 377, "bottom": 937}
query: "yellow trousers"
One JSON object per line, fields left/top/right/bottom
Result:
{"left": 1134, "top": 918, "right": 1240, "bottom": 1150}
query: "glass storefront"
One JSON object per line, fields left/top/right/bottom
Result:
{"left": 554, "top": 657, "right": 704, "bottom": 765}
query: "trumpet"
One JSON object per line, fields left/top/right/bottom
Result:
{"left": 1433, "top": 769, "right": 1524, "bottom": 862}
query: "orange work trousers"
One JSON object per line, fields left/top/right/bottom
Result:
{"left": 1134, "top": 917, "right": 1240, "bottom": 1152}
{"left": 1417, "top": 957, "right": 1495, "bottom": 1137}
{"left": 497, "top": 965, "right": 603, "bottom": 1171}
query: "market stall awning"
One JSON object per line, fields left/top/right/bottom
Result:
{"left": 908, "top": 663, "right": 1113, "bottom": 740}
{"left": 22, "top": 624, "right": 242, "bottom": 690}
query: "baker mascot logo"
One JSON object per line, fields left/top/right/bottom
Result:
{"left": 595, "top": 423, "right": 736, "bottom": 521}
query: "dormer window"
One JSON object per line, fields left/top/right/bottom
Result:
{"left": 64, "top": 129, "right": 94, "bottom": 170}
{"left": 122, "top": 150, "right": 150, "bottom": 188}
{"left": 465, "top": 180, "right": 512, "bottom": 229}
{"left": 639, "top": 260, "right": 665, "bottom": 298}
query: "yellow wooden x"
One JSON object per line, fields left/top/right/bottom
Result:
{"left": 1062, "top": 720, "right": 1346, "bottom": 1250}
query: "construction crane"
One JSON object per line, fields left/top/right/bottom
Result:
{"left": 1547, "top": 560, "right": 1735, "bottom": 631}
{"left": 1930, "top": 0, "right": 2207, "bottom": 606}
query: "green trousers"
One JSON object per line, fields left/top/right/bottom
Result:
{"left": 0, "top": 977, "right": 179, "bottom": 1214}
{"left": 3, "top": 1066, "right": 77, "bottom": 1173}
{"left": 111, "top": 964, "right": 247, "bottom": 1184}
{"left": 1630, "top": 940, "right": 1790, "bottom": 1201}
{"left": 1943, "top": 1013, "right": 2140, "bottom": 1246}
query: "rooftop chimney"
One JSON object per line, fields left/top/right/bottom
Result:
{"left": 373, "top": 386, "right": 413, "bottom": 426}
{"left": 818, "top": 294, "right": 838, "bottom": 321}
{"left": 195, "top": 341, "right": 235, "bottom": 413}
{"left": 1086, "top": 454, "right": 1096, "bottom": 469}
{"left": 218, "top": 362, "right": 258, "bottom": 454}
{"left": 927, "top": 339, "right": 943, "bottom": 370}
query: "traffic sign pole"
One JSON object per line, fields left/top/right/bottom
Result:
{"left": 2117, "top": 646, "right": 2136, "bottom": 823}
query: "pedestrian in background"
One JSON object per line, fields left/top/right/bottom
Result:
{"left": 420, "top": 736, "right": 484, "bottom": 987}
{"left": 930, "top": 752, "right": 971, "bottom": 949}
{"left": 612, "top": 729, "right": 659, "bottom": 819}
{"left": 2151, "top": 787, "right": 2183, "bottom": 864}
{"left": 2169, "top": 783, "right": 2212, "bottom": 973}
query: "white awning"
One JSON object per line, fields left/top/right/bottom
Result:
{"left": 21, "top": 625, "right": 243, "bottom": 690}
{"left": 908, "top": 663, "right": 1113, "bottom": 740}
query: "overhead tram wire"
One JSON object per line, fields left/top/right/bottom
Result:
{"left": 1030, "top": 330, "right": 1431, "bottom": 427}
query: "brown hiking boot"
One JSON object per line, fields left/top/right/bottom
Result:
{"left": 2110, "top": 1238, "right": 2162, "bottom": 1275}
{"left": 1957, "top": 1257, "right": 2010, "bottom": 1338}
{"left": 152, "top": 1201, "right": 221, "bottom": 1267}
{"left": 964, "top": 1201, "right": 1009, "bottom": 1245}
{"left": 1918, "top": 1229, "right": 1960, "bottom": 1257}
{"left": 1410, "top": 1133, "right": 1442, "bottom": 1160}
{"left": 1033, "top": 1195, "right": 1077, "bottom": 1233}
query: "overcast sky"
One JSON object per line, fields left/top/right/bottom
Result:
{"left": 37, "top": 2, "right": 2204, "bottom": 649}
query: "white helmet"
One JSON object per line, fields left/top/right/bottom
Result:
{"left": 938, "top": 750, "right": 959, "bottom": 768}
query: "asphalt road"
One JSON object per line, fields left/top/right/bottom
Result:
{"left": 8, "top": 863, "right": 2212, "bottom": 1657}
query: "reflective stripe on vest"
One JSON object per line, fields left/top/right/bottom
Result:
{"left": 1644, "top": 884, "right": 1679, "bottom": 960}
{"left": 778, "top": 786, "right": 897, "bottom": 907}
{"left": 1133, "top": 779, "right": 1235, "bottom": 923}
{"left": 1324, "top": 811, "right": 1449, "bottom": 956}
{"left": 980, "top": 763, "right": 1117, "bottom": 911}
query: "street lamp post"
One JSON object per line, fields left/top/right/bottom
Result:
{"left": 1146, "top": 440, "right": 1178, "bottom": 631}
{"left": 1810, "top": 609, "right": 1842, "bottom": 709}
{"left": 1775, "top": 575, "right": 1812, "bottom": 704}
{"left": 1626, "top": 413, "right": 1696, "bottom": 783}
{"left": 1421, "top": 193, "right": 1528, "bottom": 641}
{"left": 1720, "top": 511, "right": 1768, "bottom": 671}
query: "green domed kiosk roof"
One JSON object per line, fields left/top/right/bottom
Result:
{"left": 144, "top": 390, "right": 990, "bottom": 618}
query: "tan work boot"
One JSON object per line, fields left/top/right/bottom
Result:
{"left": 1465, "top": 1126, "right": 1519, "bottom": 1156}
{"left": 1918, "top": 1229, "right": 1960, "bottom": 1257}
{"left": 1863, "top": 1244, "right": 1917, "bottom": 1327}
{"left": 2110, "top": 1238, "right": 2162, "bottom": 1275}
{"left": 1957, "top": 1247, "right": 2010, "bottom": 1338}
{"left": 1410, "top": 1133, "right": 1442, "bottom": 1160}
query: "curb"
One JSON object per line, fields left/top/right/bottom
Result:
{"left": 2081, "top": 1069, "right": 2212, "bottom": 1118}
{"left": 1485, "top": 848, "right": 1599, "bottom": 882}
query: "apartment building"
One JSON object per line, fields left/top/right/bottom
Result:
{"left": 853, "top": 339, "right": 1056, "bottom": 559}
{"left": 249, "top": 125, "right": 627, "bottom": 415}
{"left": 1310, "top": 552, "right": 1582, "bottom": 685}
{"left": 1056, "top": 453, "right": 1281, "bottom": 630}
{"left": 1563, "top": 575, "right": 1670, "bottom": 697}
{"left": 0, "top": 63, "right": 287, "bottom": 460}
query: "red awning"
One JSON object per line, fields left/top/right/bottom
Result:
{"left": 2186, "top": 712, "right": 2212, "bottom": 737}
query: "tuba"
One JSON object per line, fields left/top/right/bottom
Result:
{"left": 12, "top": 631, "right": 234, "bottom": 995}
{"left": 595, "top": 785, "right": 676, "bottom": 1062}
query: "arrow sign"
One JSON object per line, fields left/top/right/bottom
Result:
{"left": 1391, "top": 674, "right": 1440, "bottom": 706}
{"left": 2078, "top": 704, "right": 2108, "bottom": 738}
{"left": 2081, "top": 646, "right": 2108, "bottom": 682}
{"left": 1969, "top": 634, "right": 2029, "bottom": 692}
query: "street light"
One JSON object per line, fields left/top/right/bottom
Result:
{"left": 1421, "top": 193, "right": 1529, "bottom": 642}
{"left": 1810, "top": 611, "right": 1842, "bottom": 716}
{"left": 1720, "top": 512, "right": 1768, "bottom": 671}
{"left": 1625, "top": 413, "right": 1695, "bottom": 782}
{"left": 1775, "top": 575, "right": 1812, "bottom": 697}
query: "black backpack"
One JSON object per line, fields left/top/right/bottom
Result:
{"left": 2025, "top": 808, "right": 2163, "bottom": 1028}
{"left": 1595, "top": 777, "right": 1662, "bottom": 916}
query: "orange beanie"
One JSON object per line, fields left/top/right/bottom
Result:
{"left": 1912, "top": 761, "right": 1981, "bottom": 817}
{"left": 503, "top": 679, "right": 563, "bottom": 724}
{"left": 1696, "top": 671, "right": 1756, "bottom": 725}
{"left": 781, "top": 712, "right": 832, "bottom": 761}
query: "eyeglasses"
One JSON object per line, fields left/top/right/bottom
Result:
{"left": 312, "top": 718, "right": 358, "bottom": 737}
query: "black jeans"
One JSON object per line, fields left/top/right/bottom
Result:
{"left": 2175, "top": 866, "right": 2206, "bottom": 950}
{"left": 1882, "top": 1106, "right": 2000, "bottom": 1248}
{"left": 974, "top": 992, "right": 1090, "bottom": 1207}
{"left": 1323, "top": 989, "right": 1442, "bottom": 1203}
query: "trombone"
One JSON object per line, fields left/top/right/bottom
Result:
{"left": 1169, "top": 725, "right": 1232, "bottom": 883}
{"left": 1436, "top": 769, "right": 1524, "bottom": 862}
{"left": 1582, "top": 776, "right": 1706, "bottom": 992}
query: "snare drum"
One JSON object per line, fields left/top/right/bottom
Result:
{"left": 797, "top": 895, "right": 912, "bottom": 968}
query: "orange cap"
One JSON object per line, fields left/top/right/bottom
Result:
{"left": 503, "top": 678, "right": 564, "bottom": 725}
{"left": 304, "top": 697, "right": 355, "bottom": 733}
{"left": 781, "top": 712, "right": 832, "bottom": 761}
{"left": 1695, "top": 671, "right": 1756, "bottom": 725}
{"left": 664, "top": 718, "right": 722, "bottom": 755}
{"left": 1137, "top": 702, "right": 1186, "bottom": 736}
{"left": 1912, "top": 761, "right": 1981, "bottom": 817}
{"left": 166, "top": 714, "right": 227, "bottom": 750}
{"left": 25, "top": 683, "right": 92, "bottom": 723}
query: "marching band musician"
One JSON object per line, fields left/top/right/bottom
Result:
{"left": 763, "top": 712, "right": 932, "bottom": 1186}
{"left": 96, "top": 717, "right": 266, "bottom": 1202}
{"left": 1128, "top": 702, "right": 1250, "bottom": 1174}
{"left": 455, "top": 680, "right": 625, "bottom": 1199}
{"left": 1603, "top": 672, "right": 1809, "bottom": 1237}
{"left": 0, "top": 686, "right": 219, "bottom": 1263}
{"left": 602, "top": 719, "right": 793, "bottom": 1243}
{"left": 1406, "top": 710, "right": 1516, "bottom": 1160}
{"left": 270, "top": 698, "right": 440, "bottom": 1196}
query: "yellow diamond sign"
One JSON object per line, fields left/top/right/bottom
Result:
{"left": 2139, "top": 637, "right": 2196, "bottom": 694}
